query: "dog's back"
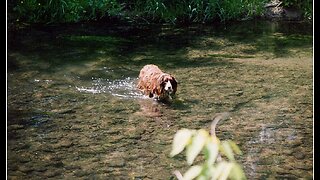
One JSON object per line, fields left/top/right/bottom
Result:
{"left": 139, "top": 64, "right": 162, "bottom": 78}
{"left": 137, "top": 65, "right": 161, "bottom": 97}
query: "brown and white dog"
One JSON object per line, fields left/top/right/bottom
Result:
{"left": 137, "top": 64, "right": 177, "bottom": 101}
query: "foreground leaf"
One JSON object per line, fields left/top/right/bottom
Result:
{"left": 186, "top": 129, "right": 208, "bottom": 165}
{"left": 170, "top": 129, "right": 194, "bottom": 157}
{"left": 220, "top": 141, "right": 235, "bottom": 161}
{"left": 183, "top": 165, "right": 203, "bottom": 180}
{"left": 229, "top": 163, "right": 247, "bottom": 180}
{"left": 204, "top": 139, "right": 219, "bottom": 165}
{"left": 228, "top": 140, "right": 242, "bottom": 155}
{"left": 211, "top": 162, "right": 233, "bottom": 180}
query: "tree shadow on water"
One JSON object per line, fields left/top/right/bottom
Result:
{"left": 7, "top": 20, "right": 312, "bottom": 76}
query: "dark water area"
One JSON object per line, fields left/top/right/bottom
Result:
{"left": 7, "top": 20, "right": 313, "bottom": 179}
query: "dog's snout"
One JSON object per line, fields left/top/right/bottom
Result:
{"left": 165, "top": 81, "right": 173, "bottom": 91}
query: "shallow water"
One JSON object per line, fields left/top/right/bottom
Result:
{"left": 7, "top": 20, "right": 313, "bottom": 179}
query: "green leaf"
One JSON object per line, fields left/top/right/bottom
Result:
{"left": 220, "top": 141, "right": 235, "bottom": 161}
{"left": 219, "top": 162, "right": 233, "bottom": 180}
{"left": 211, "top": 162, "right": 233, "bottom": 180}
{"left": 186, "top": 129, "right": 208, "bottom": 165}
{"left": 228, "top": 163, "right": 247, "bottom": 180}
{"left": 200, "top": 164, "right": 215, "bottom": 179}
{"left": 170, "top": 129, "right": 194, "bottom": 157}
{"left": 183, "top": 165, "right": 203, "bottom": 180}
{"left": 211, "top": 162, "right": 224, "bottom": 180}
{"left": 228, "top": 140, "right": 242, "bottom": 155}
{"left": 204, "top": 138, "right": 219, "bottom": 165}
{"left": 196, "top": 175, "right": 207, "bottom": 180}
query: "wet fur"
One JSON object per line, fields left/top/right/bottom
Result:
{"left": 137, "top": 64, "right": 177, "bottom": 101}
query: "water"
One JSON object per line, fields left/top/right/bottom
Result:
{"left": 7, "top": 20, "right": 313, "bottom": 179}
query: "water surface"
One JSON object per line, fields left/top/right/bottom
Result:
{"left": 7, "top": 20, "right": 313, "bottom": 179}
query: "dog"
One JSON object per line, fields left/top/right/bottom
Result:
{"left": 137, "top": 64, "right": 177, "bottom": 101}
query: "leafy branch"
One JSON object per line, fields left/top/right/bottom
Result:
{"left": 170, "top": 112, "right": 246, "bottom": 180}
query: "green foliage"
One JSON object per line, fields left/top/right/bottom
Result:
{"left": 131, "top": 0, "right": 267, "bottom": 23}
{"left": 12, "top": 0, "right": 123, "bottom": 23}
{"left": 216, "top": 0, "right": 267, "bottom": 21}
{"left": 170, "top": 128, "right": 246, "bottom": 180}
{"left": 281, "top": 0, "right": 312, "bottom": 19}
{"left": 9, "top": 0, "right": 312, "bottom": 24}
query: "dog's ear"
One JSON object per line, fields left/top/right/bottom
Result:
{"left": 157, "top": 75, "right": 165, "bottom": 85}
{"left": 170, "top": 76, "right": 177, "bottom": 85}
{"left": 170, "top": 76, "right": 177, "bottom": 93}
{"left": 156, "top": 75, "right": 166, "bottom": 93}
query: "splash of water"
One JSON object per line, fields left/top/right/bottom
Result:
{"left": 76, "top": 77, "right": 145, "bottom": 99}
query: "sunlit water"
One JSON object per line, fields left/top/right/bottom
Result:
{"left": 7, "top": 20, "right": 313, "bottom": 179}
{"left": 76, "top": 77, "right": 143, "bottom": 99}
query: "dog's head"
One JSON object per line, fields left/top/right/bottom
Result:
{"left": 154, "top": 73, "right": 177, "bottom": 100}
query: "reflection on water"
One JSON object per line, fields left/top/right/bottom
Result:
{"left": 7, "top": 20, "right": 313, "bottom": 179}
